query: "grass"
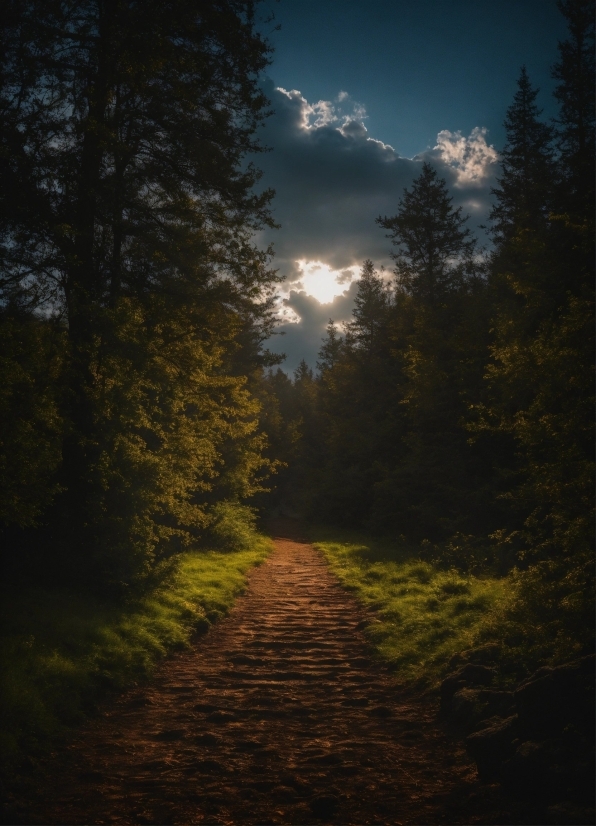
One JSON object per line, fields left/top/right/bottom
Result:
{"left": 310, "top": 526, "right": 590, "bottom": 691}
{"left": 312, "top": 529, "right": 507, "bottom": 688}
{"left": 0, "top": 532, "right": 272, "bottom": 772}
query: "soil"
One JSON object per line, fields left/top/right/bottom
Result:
{"left": 3, "top": 523, "right": 540, "bottom": 825}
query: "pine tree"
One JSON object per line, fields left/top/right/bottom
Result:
{"left": 316, "top": 320, "right": 343, "bottom": 374}
{"left": 490, "top": 67, "right": 555, "bottom": 240}
{"left": 552, "top": 0, "right": 595, "bottom": 216}
{"left": 373, "top": 165, "right": 493, "bottom": 538}
{"left": 345, "top": 260, "right": 390, "bottom": 353}
{"left": 377, "top": 163, "right": 476, "bottom": 304}
{"left": 482, "top": 3, "right": 594, "bottom": 578}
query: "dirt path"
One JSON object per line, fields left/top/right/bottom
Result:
{"left": 8, "top": 527, "right": 513, "bottom": 825}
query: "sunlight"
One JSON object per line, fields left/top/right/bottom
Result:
{"left": 293, "top": 259, "right": 359, "bottom": 304}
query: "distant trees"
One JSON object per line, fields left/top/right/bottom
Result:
{"left": 266, "top": 0, "right": 594, "bottom": 648}
{"left": 301, "top": 166, "right": 492, "bottom": 538}
{"left": 0, "top": 1, "right": 280, "bottom": 592}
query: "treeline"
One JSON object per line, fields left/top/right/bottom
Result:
{"left": 265, "top": 1, "right": 594, "bottom": 640}
{"left": 0, "top": 1, "right": 281, "bottom": 594}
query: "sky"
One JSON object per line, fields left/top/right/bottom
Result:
{"left": 255, "top": 0, "right": 568, "bottom": 373}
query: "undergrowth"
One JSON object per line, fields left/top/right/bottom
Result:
{"left": 0, "top": 519, "right": 271, "bottom": 772}
{"left": 311, "top": 527, "right": 592, "bottom": 691}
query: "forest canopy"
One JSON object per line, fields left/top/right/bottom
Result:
{"left": 0, "top": 0, "right": 593, "bottom": 657}
{"left": 0, "top": 0, "right": 281, "bottom": 592}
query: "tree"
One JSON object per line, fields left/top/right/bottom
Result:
{"left": 481, "top": 2, "right": 594, "bottom": 578}
{"left": 490, "top": 67, "right": 555, "bottom": 241}
{"left": 377, "top": 162, "right": 476, "bottom": 304}
{"left": 316, "top": 320, "right": 343, "bottom": 374}
{"left": 0, "top": 308, "right": 64, "bottom": 529}
{"left": 552, "top": 0, "right": 595, "bottom": 216}
{"left": 0, "top": 1, "right": 280, "bottom": 590}
{"left": 344, "top": 260, "right": 390, "bottom": 353}
{"left": 373, "top": 165, "right": 495, "bottom": 538}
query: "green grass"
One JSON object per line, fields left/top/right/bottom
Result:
{"left": 312, "top": 530, "right": 508, "bottom": 688}
{"left": 0, "top": 533, "right": 272, "bottom": 771}
{"left": 312, "top": 526, "right": 592, "bottom": 691}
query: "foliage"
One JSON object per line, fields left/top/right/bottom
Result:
{"left": 204, "top": 501, "right": 259, "bottom": 551}
{"left": 378, "top": 162, "right": 477, "bottom": 301}
{"left": 489, "top": 67, "right": 555, "bottom": 240}
{"left": 0, "top": 517, "right": 272, "bottom": 771}
{"left": 552, "top": 0, "right": 595, "bottom": 215}
{"left": 0, "top": 312, "right": 64, "bottom": 528}
{"left": 313, "top": 528, "right": 593, "bottom": 690}
{"left": 298, "top": 175, "right": 496, "bottom": 539}
{"left": 312, "top": 530, "right": 509, "bottom": 687}
{"left": 0, "top": 0, "right": 280, "bottom": 591}
{"left": 281, "top": 6, "right": 593, "bottom": 558}
{"left": 480, "top": 8, "right": 594, "bottom": 568}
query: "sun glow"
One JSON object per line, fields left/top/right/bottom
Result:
{"left": 292, "top": 259, "right": 359, "bottom": 304}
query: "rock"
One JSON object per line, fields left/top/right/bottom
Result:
{"left": 272, "top": 785, "right": 297, "bottom": 801}
{"left": 500, "top": 739, "right": 556, "bottom": 795}
{"left": 465, "top": 714, "right": 519, "bottom": 781}
{"left": 196, "top": 759, "right": 226, "bottom": 774}
{"left": 205, "top": 710, "right": 236, "bottom": 724}
{"left": 440, "top": 663, "right": 497, "bottom": 708}
{"left": 515, "top": 654, "right": 595, "bottom": 739}
{"left": 444, "top": 654, "right": 595, "bottom": 812}
{"left": 369, "top": 705, "right": 393, "bottom": 718}
{"left": 152, "top": 728, "right": 186, "bottom": 741}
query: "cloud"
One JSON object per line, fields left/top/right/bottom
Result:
{"left": 268, "top": 282, "right": 361, "bottom": 375}
{"left": 291, "top": 260, "right": 361, "bottom": 304}
{"left": 256, "top": 80, "right": 500, "bottom": 370}
{"left": 431, "top": 127, "right": 499, "bottom": 186}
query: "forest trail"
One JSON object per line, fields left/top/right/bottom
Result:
{"left": 11, "top": 524, "right": 497, "bottom": 825}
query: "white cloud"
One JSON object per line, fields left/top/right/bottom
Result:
{"left": 270, "top": 282, "right": 361, "bottom": 374}
{"left": 433, "top": 127, "right": 499, "bottom": 186}
{"left": 287, "top": 260, "right": 360, "bottom": 304}
{"left": 276, "top": 87, "right": 369, "bottom": 132}
{"left": 256, "top": 81, "right": 500, "bottom": 370}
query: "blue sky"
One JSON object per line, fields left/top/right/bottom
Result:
{"left": 257, "top": 0, "right": 568, "bottom": 371}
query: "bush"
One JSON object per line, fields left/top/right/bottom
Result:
{"left": 204, "top": 501, "right": 259, "bottom": 552}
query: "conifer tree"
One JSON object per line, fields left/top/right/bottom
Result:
{"left": 552, "top": 0, "right": 595, "bottom": 216}
{"left": 490, "top": 67, "right": 555, "bottom": 240}
{"left": 378, "top": 163, "right": 476, "bottom": 304}
{"left": 373, "top": 165, "right": 492, "bottom": 537}
{"left": 482, "top": 2, "right": 594, "bottom": 579}
{"left": 345, "top": 260, "right": 390, "bottom": 353}
{"left": 316, "top": 320, "right": 343, "bottom": 374}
